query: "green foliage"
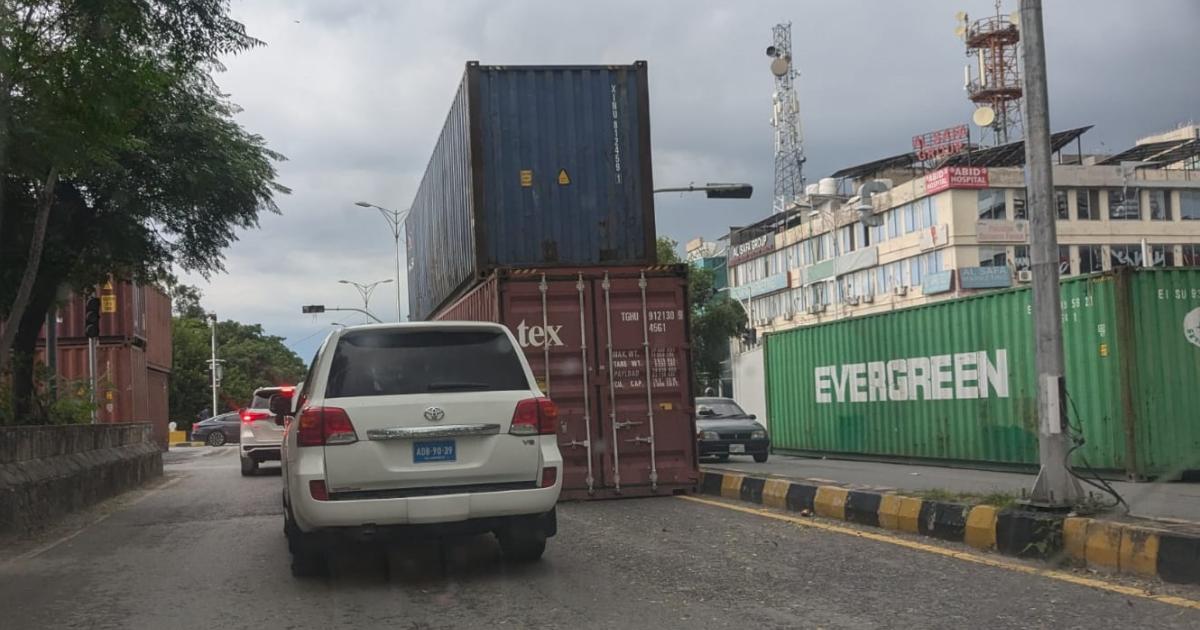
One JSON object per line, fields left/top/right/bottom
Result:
{"left": 0, "top": 365, "right": 94, "bottom": 426}
{"left": 169, "top": 287, "right": 306, "bottom": 428}
{"left": 654, "top": 237, "right": 746, "bottom": 392}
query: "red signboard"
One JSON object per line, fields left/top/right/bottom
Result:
{"left": 924, "top": 166, "right": 989, "bottom": 194}
{"left": 912, "top": 125, "right": 969, "bottom": 161}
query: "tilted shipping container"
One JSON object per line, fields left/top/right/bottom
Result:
{"left": 407, "top": 62, "right": 656, "bottom": 320}
{"left": 764, "top": 268, "right": 1200, "bottom": 480}
{"left": 433, "top": 265, "right": 698, "bottom": 499}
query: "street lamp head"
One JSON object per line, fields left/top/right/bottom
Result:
{"left": 338, "top": 279, "right": 350, "bottom": 284}
{"left": 380, "top": 278, "right": 394, "bottom": 284}
{"left": 354, "top": 201, "right": 373, "bottom": 208}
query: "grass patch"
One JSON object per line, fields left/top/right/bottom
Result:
{"left": 912, "top": 488, "right": 1020, "bottom": 509}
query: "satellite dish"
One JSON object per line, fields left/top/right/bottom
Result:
{"left": 1009, "top": 11, "right": 1020, "bottom": 26}
{"left": 766, "top": 45, "right": 777, "bottom": 57}
{"left": 973, "top": 106, "right": 996, "bottom": 127}
{"left": 770, "top": 57, "right": 790, "bottom": 77}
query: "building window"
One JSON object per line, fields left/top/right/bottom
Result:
{"left": 1149, "top": 190, "right": 1171, "bottom": 221}
{"left": 1012, "top": 188, "right": 1027, "bottom": 220}
{"left": 887, "top": 210, "right": 902, "bottom": 239}
{"left": 978, "top": 246, "right": 1007, "bottom": 267}
{"left": 1077, "top": 189, "right": 1100, "bottom": 220}
{"left": 1183, "top": 244, "right": 1200, "bottom": 266}
{"left": 1109, "top": 188, "right": 1140, "bottom": 220}
{"left": 1059, "top": 245, "right": 1072, "bottom": 275}
{"left": 1181, "top": 191, "right": 1200, "bottom": 220}
{"left": 1110, "top": 244, "right": 1143, "bottom": 268}
{"left": 1014, "top": 245, "right": 1030, "bottom": 272}
{"left": 1056, "top": 189, "right": 1069, "bottom": 220}
{"left": 1150, "top": 245, "right": 1174, "bottom": 267}
{"left": 1079, "top": 245, "right": 1103, "bottom": 273}
{"left": 978, "top": 189, "right": 1006, "bottom": 220}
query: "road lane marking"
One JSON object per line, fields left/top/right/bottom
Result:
{"left": 4, "top": 476, "right": 185, "bottom": 566}
{"left": 680, "top": 495, "right": 1200, "bottom": 611}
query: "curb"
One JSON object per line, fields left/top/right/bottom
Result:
{"left": 168, "top": 442, "right": 205, "bottom": 449}
{"left": 699, "top": 470, "right": 1200, "bottom": 586}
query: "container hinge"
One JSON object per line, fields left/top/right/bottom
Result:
{"left": 559, "top": 439, "right": 591, "bottom": 449}
{"left": 614, "top": 420, "right": 642, "bottom": 430}
{"left": 625, "top": 436, "right": 653, "bottom": 444}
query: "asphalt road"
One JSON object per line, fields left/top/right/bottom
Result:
{"left": 2, "top": 447, "right": 1198, "bottom": 629}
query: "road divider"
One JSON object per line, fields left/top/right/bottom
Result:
{"left": 698, "top": 470, "right": 1200, "bottom": 586}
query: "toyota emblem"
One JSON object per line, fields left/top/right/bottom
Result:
{"left": 424, "top": 407, "right": 445, "bottom": 422}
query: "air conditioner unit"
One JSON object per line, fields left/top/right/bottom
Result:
{"left": 808, "top": 304, "right": 827, "bottom": 315}
{"left": 893, "top": 286, "right": 909, "bottom": 297}
{"left": 861, "top": 294, "right": 875, "bottom": 304}
{"left": 1017, "top": 269, "right": 1033, "bottom": 283}
{"left": 845, "top": 296, "right": 860, "bottom": 306}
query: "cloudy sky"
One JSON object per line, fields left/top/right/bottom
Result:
{"left": 182, "top": 0, "right": 1200, "bottom": 360}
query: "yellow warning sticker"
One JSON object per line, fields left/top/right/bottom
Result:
{"left": 1099, "top": 343, "right": 1108, "bottom": 357}
{"left": 520, "top": 170, "right": 533, "bottom": 187}
{"left": 557, "top": 169, "right": 571, "bottom": 185}
{"left": 100, "top": 295, "right": 117, "bottom": 314}
{"left": 102, "top": 280, "right": 114, "bottom": 291}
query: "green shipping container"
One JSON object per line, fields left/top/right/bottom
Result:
{"left": 765, "top": 268, "right": 1200, "bottom": 480}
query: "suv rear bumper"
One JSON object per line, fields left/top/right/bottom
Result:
{"left": 292, "top": 476, "right": 561, "bottom": 531}
{"left": 242, "top": 444, "right": 281, "bottom": 461}
{"left": 310, "top": 509, "right": 556, "bottom": 544}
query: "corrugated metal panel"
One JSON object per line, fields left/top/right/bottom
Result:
{"left": 765, "top": 269, "right": 1200, "bottom": 479}
{"left": 41, "top": 281, "right": 170, "bottom": 350}
{"left": 432, "top": 265, "right": 697, "bottom": 499}
{"left": 144, "top": 287, "right": 172, "bottom": 370}
{"left": 147, "top": 368, "right": 169, "bottom": 449}
{"left": 44, "top": 343, "right": 150, "bottom": 425}
{"left": 407, "top": 63, "right": 655, "bottom": 320}
{"left": 1126, "top": 269, "right": 1200, "bottom": 478}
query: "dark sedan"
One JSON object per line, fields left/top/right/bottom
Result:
{"left": 190, "top": 412, "right": 240, "bottom": 446}
{"left": 695, "top": 397, "right": 770, "bottom": 463}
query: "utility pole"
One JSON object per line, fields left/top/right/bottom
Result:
{"left": 209, "top": 313, "right": 219, "bottom": 416}
{"left": 1020, "top": 0, "right": 1082, "bottom": 507}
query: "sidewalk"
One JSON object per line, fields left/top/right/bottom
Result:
{"left": 706, "top": 454, "right": 1200, "bottom": 523}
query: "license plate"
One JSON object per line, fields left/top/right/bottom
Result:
{"left": 729, "top": 443, "right": 746, "bottom": 454}
{"left": 414, "top": 440, "right": 456, "bottom": 463}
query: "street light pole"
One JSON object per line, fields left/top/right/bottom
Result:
{"left": 338, "top": 278, "right": 392, "bottom": 313}
{"left": 1021, "top": 0, "right": 1082, "bottom": 508}
{"left": 354, "top": 201, "right": 410, "bottom": 322}
{"left": 208, "top": 313, "right": 218, "bottom": 415}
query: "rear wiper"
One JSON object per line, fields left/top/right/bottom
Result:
{"left": 427, "top": 382, "right": 491, "bottom": 391}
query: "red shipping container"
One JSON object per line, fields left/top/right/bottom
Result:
{"left": 434, "top": 265, "right": 699, "bottom": 500}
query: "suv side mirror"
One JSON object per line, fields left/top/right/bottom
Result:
{"left": 748, "top": 414, "right": 757, "bottom": 420}
{"left": 268, "top": 394, "right": 292, "bottom": 420}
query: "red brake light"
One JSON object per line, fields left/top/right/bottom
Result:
{"left": 540, "top": 466, "right": 558, "bottom": 488}
{"left": 309, "top": 480, "right": 328, "bottom": 501}
{"left": 297, "top": 406, "right": 357, "bottom": 447}
{"left": 510, "top": 397, "right": 558, "bottom": 436}
{"left": 241, "top": 410, "right": 270, "bottom": 423}
{"left": 279, "top": 386, "right": 295, "bottom": 394}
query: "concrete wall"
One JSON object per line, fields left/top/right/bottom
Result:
{"left": 0, "top": 423, "right": 162, "bottom": 536}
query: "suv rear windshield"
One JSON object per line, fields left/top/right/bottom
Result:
{"left": 250, "top": 389, "right": 292, "bottom": 409}
{"left": 325, "top": 329, "right": 530, "bottom": 398}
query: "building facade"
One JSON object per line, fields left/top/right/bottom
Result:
{"left": 728, "top": 127, "right": 1200, "bottom": 339}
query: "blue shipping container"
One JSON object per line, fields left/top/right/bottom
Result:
{"left": 407, "top": 62, "right": 656, "bottom": 320}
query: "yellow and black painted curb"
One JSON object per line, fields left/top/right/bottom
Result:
{"left": 699, "top": 470, "right": 1200, "bottom": 586}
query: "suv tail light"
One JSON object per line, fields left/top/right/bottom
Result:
{"left": 297, "top": 406, "right": 358, "bottom": 447}
{"left": 241, "top": 409, "right": 271, "bottom": 424}
{"left": 510, "top": 397, "right": 558, "bottom": 436}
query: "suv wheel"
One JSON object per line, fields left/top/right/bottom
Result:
{"left": 284, "top": 507, "right": 327, "bottom": 577}
{"left": 240, "top": 456, "right": 258, "bottom": 476}
{"left": 497, "top": 528, "right": 547, "bottom": 563}
{"left": 206, "top": 431, "right": 225, "bottom": 447}
{"left": 753, "top": 453, "right": 769, "bottom": 463}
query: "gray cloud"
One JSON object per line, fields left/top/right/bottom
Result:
{"left": 183, "top": 0, "right": 1200, "bottom": 360}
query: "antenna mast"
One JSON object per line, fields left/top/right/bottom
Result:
{"left": 767, "top": 22, "right": 805, "bottom": 214}
{"left": 957, "top": 2, "right": 1023, "bottom": 145}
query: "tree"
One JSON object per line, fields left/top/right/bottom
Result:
{"left": 0, "top": 1, "right": 287, "bottom": 421}
{"left": 169, "top": 286, "right": 306, "bottom": 427}
{"left": 656, "top": 237, "right": 747, "bottom": 393}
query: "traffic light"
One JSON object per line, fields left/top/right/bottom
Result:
{"left": 84, "top": 297, "right": 101, "bottom": 338}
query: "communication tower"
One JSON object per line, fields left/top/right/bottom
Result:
{"left": 956, "top": 3, "right": 1022, "bottom": 145}
{"left": 767, "top": 22, "right": 805, "bottom": 213}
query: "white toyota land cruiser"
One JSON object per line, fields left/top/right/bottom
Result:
{"left": 275, "top": 322, "right": 562, "bottom": 577}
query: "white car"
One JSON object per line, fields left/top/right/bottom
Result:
{"left": 239, "top": 385, "right": 292, "bottom": 475}
{"left": 276, "top": 322, "right": 562, "bottom": 577}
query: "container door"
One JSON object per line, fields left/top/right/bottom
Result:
{"left": 593, "top": 271, "right": 697, "bottom": 493}
{"left": 501, "top": 273, "right": 604, "bottom": 495}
